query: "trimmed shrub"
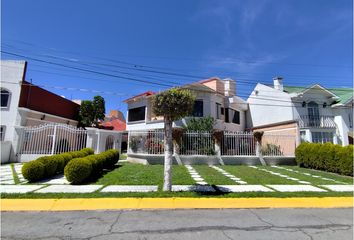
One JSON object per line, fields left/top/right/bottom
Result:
{"left": 22, "top": 161, "right": 45, "bottom": 182}
{"left": 295, "top": 142, "right": 353, "bottom": 176}
{"left": 21, "top": 148, "right": 94, "bottom": 182}
{"left": 64, "top": 158, "right": 92, "bottom": 184}
{"left": 37, "top": 156, "right": 58, "bottom": 177}
{"left": 64, "top": 149, "right": 119, "bottom": 184}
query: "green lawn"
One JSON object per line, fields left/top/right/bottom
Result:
{"left": 95, "top": 163, "right": 194, "bottom": 188}
{"left": 221, "top": 166, "right": 299, "bottom": 185}
{"left": 194, "top": 166, "right": 235, "bottom": 185}
{"left": 284, "top": 166, "right": 353, "bottom": 185}
{"left": 4, "top": 162, "right": 353, "bottom": 199}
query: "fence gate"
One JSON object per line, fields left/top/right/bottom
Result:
{"left": 17, "top": 124, "right": 87, "bottom": 155}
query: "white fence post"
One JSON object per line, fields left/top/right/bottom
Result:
{"left": 50, "top": 125, "right": 58, "bottom": 155}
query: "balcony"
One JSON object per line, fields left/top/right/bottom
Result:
{"left": 297, "top": 115, "right": 336, "bottom": 128}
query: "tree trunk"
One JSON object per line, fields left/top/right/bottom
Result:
{"left": 163, "top": 118, "right": 173, "bottom": 191}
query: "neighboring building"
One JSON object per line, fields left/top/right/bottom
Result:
{"left": 100, "top": 110, "right": 127, "bottom": 152}
{"left": 1, "top": 60, "right": 81, "bottom": 162}
{"left": 124, "top": 77, "right": 248, "bottom": 132}
{"left": 247, "top": 77, "right": 353, "bottom": 146}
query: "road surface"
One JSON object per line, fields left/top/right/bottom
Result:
{"left": 2, "top": 208, "right": 353, "bottom": 239}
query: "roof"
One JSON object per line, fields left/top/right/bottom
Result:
{"left": 283, "top": 85, "right": 353, "bottom": 105}
{"left": 198, "top": 77, "right": 221, "bottom": 84}
{"left": 100, "top": 119, "right": 126, "bottom": 131}
{"left": 123, "top": 91, "right": 155, "bottom": 102}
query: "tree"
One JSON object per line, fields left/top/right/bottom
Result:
{"left": 184, "top": 116, "right": 215, "bottom": 132}
{"left": 152, "top": 88, "right": 196, "bottom": 191}
{"left": 79, "top": 100, "right": 94, "bottom": 127}
{"left": 79, "top": 95, "right": 106, "bottom": 127}
{"left": 92, "top": 96, "right": 106, "bottom": 126}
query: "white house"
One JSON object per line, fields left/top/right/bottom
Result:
{"left": 124, "top": 77, "right": 248, "bottom": 132}
{"left": 1, "top": 60, "right": 123, "bottom": 163}
{"left": 247, "top": 77, "right": 353, "bottom": 146}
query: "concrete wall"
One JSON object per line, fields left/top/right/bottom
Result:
{"left": 247, "top": 84, "right": 294, "bottom": 128}
{"left": 86, "top": 128, "right": 122, "bottom": 154}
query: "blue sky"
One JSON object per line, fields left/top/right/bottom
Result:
{"left": 2, "top": 0, "right": 353, "bottom": 115}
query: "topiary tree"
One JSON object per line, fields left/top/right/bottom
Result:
{"left": 152, "top": 88, "right": 195, "bottom": 191}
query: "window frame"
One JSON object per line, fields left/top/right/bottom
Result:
{"left": 128, "top": 106, "right": 146, "bottom": 122}
{"left": 0, "top": 125, "right": 6, "bottom": 141}
{"left": 192, "top": 100, "right": 204, "bottom": 117}
{"left": 1, "top": 88, "right": 11, "bottom": 109}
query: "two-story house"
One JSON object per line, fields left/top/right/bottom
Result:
{"left": 1, "top": 60, "right": 81, "bottom": 162}
{"left": 124, "top": 77, "right": 248, "bottom": 132}
{"left": 247, "top": 77, "right": 353, "bottom": 146}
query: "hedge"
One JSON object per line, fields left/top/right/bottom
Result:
{"left": 21, "top": 148, "right": 94, "bottom": 182}
{"left": 295, "top": 142, "right": 353, "bottom": 176}
{"left": 64, "top": 149, "right": 119, "bottom": 184}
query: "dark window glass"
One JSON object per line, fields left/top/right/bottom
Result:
{"left": 1, "top": 90, "right": 10, "bottom": 107}
{"left": 193, "top": 100, "right": 203, "bottom": 117}
{"left": 128, "top": 106, "right": 146, "bottom": 122}
{"left": 225, "top": 108, "right": 229, "bottom": 123}
{"left": 221, "top": 107, "right": 224, "bottom": 115}
{"left": 0, "top": 126, "right": 5, "bottom": 141}
{"left": 232, "top": 110, "right": 240, "bottom": 124}
{"left": 216, "top": 103, "right": 221, "bottom": 119}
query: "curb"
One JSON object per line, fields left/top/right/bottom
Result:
{"left": 1, "top": 197, "right": 353, "bottom": 211}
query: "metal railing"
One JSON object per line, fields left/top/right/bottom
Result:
{"left": 128, "top": 130, "right": 165, "bottom": 154}
{"left": 127, "top": 130, "right": 296, "bottom": 157}
{"left": 297, "top": 115, "right": 336, "bottom": 128}
{"left": 180, "top": 131, "right": 214, "bottom": 155}
{"left": 17, "top": 124, "right": 87, "bottom": 155}
{"left": 221, "top": 132, "right": 256, "bottom": 156}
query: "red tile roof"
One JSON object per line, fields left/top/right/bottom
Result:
{"left": 100, "top": 119, "right": 126, "bottom": 131}
{"left": 123, "top": 91, "right": 155, "bottom": 102}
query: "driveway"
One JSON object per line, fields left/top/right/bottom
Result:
{"left": 1, "top": 208, "right": 353, "bottom": 239}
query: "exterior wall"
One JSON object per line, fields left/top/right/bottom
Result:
{"left": 86, "top": 128, "right": 122, "bottom": 153}
{"left": 126, "top": 89, "right": 247, "bottom": 132}
{"left": 19, "top": 80, "right": 80, "bottom": 120}
{"left": 333, "top": 105, "right": 353, "bottom": 146}
{"left": 247, "top": 84, "right": 293, "bottom": 128}
{"left": 1, "top": 61, "right": 27, "bottom": 162}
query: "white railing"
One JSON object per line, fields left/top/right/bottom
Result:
{"left": 297, "top": 115, "right": 336, "bottom": 128}
{"left": 17, "top": 124, "right": 87, "bottom": 155}
{"left": 127, "top": 130, "right": 296, "bottom": 157}
{"left": 221, "top": 132, "right": 256, "bottom": 156}
{"left": 261, "top": 133, "right": 296, "bottom": 156}
{"left": 128, "top": 130, "right": 164, "bottom": 154}
{"left": 180, "top": 131, "right": 214, "bottom": 155}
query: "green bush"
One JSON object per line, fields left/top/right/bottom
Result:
{"left": 21, "top": 161, "right": 45, "bottom": 182}
{"left": 37, "top": 156, "right": 58, "bottom": 177}
{"left": 295, "top": 142, "right": 353, "bottom": 176}
{"left": 64, "top": 158, "right": 92, "bottom": 184}
{"left": 64, "top": 149, "right": 119, "bottom": 184}
{"left": 21, "top": 148, "right": 95, "bottom": 182}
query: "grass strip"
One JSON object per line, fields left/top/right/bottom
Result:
{"left": 194, "top": 165, "right": 235, "bottom": 185}
{"left": 10, "top": 164, "right": 20, "bottom": 185}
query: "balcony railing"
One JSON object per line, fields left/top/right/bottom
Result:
{"left": 297, "top": 115, "right": 336, "bottom": 128}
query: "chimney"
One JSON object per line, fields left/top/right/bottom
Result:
{"left": 223, "top": 78, "right": 236, "bottom": 96}
{"left": 273, "top": 76, "right": 284, "bottom": 91}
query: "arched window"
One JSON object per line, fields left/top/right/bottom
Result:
{"left": 1, "top": 89, "right": 11, "bottom": 108}
{"left": 105, "top": 135, "right": 114, "bottom": 151}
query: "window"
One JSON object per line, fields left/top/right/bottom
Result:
{"left": 192, "top": 100, "right": 203, "bottom": 117}
{"left": 311, "top": 132, "right": 333, "bottom": 144}
{"left": 307, "top": 101, "right": 320, "bottom": 127}
{"left": 1, "top": 89, "right": 11, "bottom": 108}
{"left": 300, "top": 131, "right": 307, "bottom": 143}
{"left": 128, "top": 106, "right": 146, "bottom": 122}
{"left": 0, "top": 126, "right": 5, "bottom": 141}
{"left": 221, "top": 107, "right": 224, "bottom": 115}
{"left": 232, "top": 110, "right": 240, "bottom": 124}
{"left": 216, "top": 103, "right": 221, "bottom": 119}
{"left": 349, "top": 113, "right": 353, "bottom": 128}
{"left": 225, "top": 108, "right": 229, "bottom": 123}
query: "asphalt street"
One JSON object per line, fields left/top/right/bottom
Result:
{"left": 1, "top": 208, "right": 353, "bottom": 240}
